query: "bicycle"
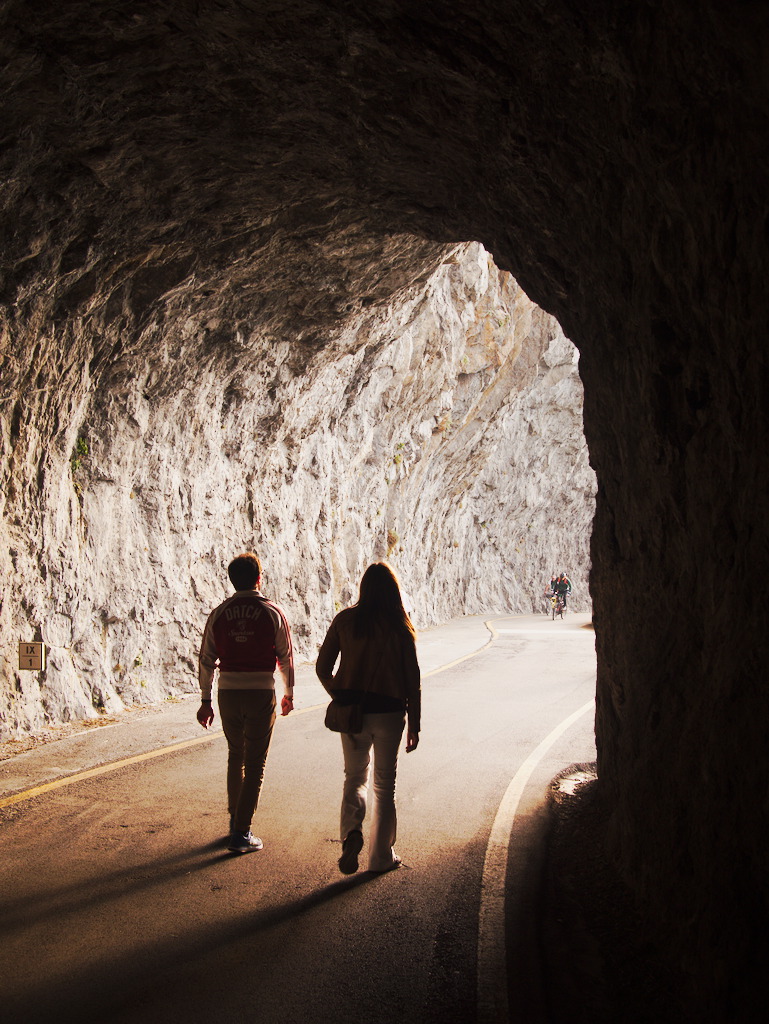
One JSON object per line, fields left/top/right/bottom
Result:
{"left": 551, "top": 592, "right": 566, "bottom": 619}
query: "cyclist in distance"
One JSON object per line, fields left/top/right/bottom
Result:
{"left": 555, "top": 573, "right": 572, "bottom": 608}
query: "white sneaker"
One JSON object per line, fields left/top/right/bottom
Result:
{"left": 228, "top": 831, "right": 263, "bottom": 853}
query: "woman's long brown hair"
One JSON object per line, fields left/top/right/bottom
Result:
{"left": 353, "top": 562, "right": 416, "bottom": 641}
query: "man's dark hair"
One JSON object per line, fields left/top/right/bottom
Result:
{"left": 228, "top": 552, "right": 262, "bottom": 590}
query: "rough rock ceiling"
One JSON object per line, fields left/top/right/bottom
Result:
{"left": 4, "top": 0, "right": 757, "bottom": 337}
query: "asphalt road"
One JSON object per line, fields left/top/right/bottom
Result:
{"left": 0, "top": 613, "right": 596, "bottom": 1024}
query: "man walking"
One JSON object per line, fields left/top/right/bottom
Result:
{"left": 197, "top": 552, "right": 294, "bottom": 853}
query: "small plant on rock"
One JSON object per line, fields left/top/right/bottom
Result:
{"left": 70, "top": 436, "right": 89, "bottom": 473}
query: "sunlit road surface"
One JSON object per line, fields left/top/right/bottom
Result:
{"left": 0, "top": 613, "right": 596, "bottom": 1024}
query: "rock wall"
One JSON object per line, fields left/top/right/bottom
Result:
{"left": 0, "top": 242, "right": 594, "bottom": 735}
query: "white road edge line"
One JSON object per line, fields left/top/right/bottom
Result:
{"left": 476, "top": 697, "right": 596, "bottom": 1024}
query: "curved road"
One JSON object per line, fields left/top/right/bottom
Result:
{"left": 0, "top": 613, "right": 596, "bottom": 1024}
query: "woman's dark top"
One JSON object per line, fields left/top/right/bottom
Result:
{"left": 316, "top": 606, "right": 421, "bottom": 732}
{"left": 332, "top": 689, "right": 405, "bottom": 714}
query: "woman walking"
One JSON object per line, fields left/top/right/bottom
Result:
{"left": 316, "top": 562, "right": 421, "bottom": 874}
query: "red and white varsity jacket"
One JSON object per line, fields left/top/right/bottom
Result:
{"left": 198, "top": 590, "right": 294, "bottom": 700}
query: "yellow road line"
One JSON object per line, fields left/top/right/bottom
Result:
{"left": 422, "top": 618, "right": 498, "bottom": 677}
{"left": 0, "top": 731, "right": 220, "bottom": 809}
{"left": 1, "top": 622, "right": 502, "bottom": 809}
{"left": 0, "top": 704, "right": 330, "bottom": 810}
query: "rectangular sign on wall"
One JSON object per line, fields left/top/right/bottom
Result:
{"left": 18, "top": 642, "right": 46, "bottom": 671}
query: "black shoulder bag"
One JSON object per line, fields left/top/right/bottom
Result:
{"left": 324, "top": 696, "right": 364, "bottom": 735}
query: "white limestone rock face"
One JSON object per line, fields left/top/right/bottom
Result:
{"left": 0, "top": 243, "right": 594, "bottom": 736}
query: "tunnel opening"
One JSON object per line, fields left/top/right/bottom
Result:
{"left": 1, "top": 239, "right": 596, "bottom": 734}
